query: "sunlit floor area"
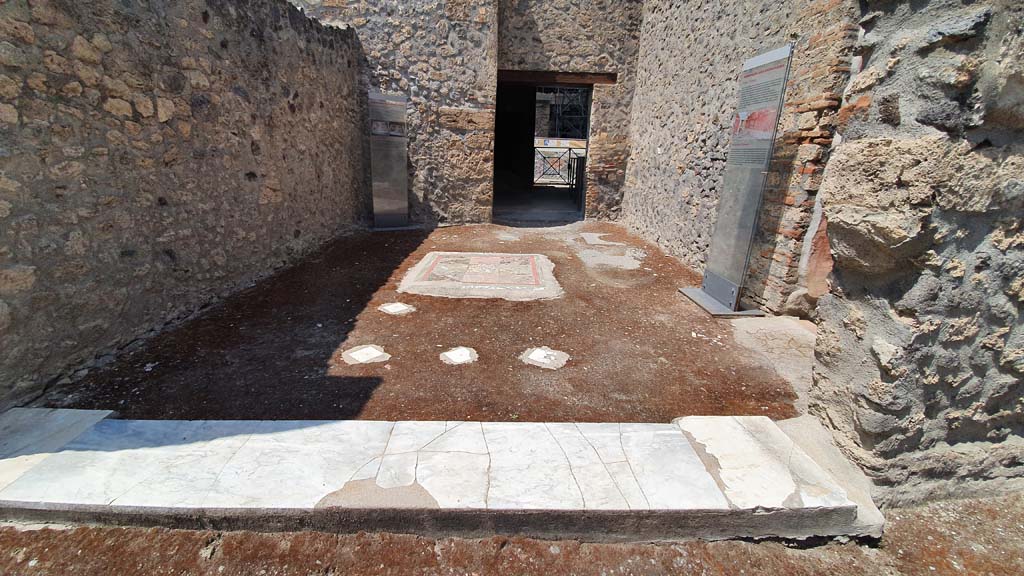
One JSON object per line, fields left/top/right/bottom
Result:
{"left": 35, "top": 222, "right": 811, "bottom": 422}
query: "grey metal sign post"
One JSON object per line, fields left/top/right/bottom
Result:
{"left": 369, "top": 93, "right": 409, "bottom": 229}
{"left": 681, "top": 45, "right": 793, "bottom": 316}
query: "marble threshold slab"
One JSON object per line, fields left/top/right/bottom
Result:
{"left": 0, "top": 408, "right": 879, "bottom": 540}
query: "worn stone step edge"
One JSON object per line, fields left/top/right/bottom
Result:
{"left": 0, "top": 500, "right": 861, "bottom": 542}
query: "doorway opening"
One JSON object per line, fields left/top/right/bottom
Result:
{"left": 494, "top": 73, "right": 604, "bottom": 223}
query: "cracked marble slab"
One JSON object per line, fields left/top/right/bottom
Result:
{"left": 676, "top": 416, "right": 853, "bottom": 510}
{"left": 0, "top": 413, "right": 855, "bottom": 518}
{"left": 0, "top": 408, "right": 112, "bottom": 492}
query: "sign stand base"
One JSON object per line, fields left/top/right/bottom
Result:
{"left": 679, "top": 287, "right": 765, "bottom": 318}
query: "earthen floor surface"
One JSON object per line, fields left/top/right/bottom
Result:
{"left": 37, "top": 223, "right": 798, "bottom": 422}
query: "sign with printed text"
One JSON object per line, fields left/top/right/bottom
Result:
{"left": 701, "top": 45, "right": 793, "bottom": 311}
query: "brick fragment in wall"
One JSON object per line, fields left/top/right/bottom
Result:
{"left": 0, "top": 0, "right": 367, "bottom": 407}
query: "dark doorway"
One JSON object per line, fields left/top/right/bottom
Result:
{"left": 493, "top": 77, "right": 594, "bottom": 224}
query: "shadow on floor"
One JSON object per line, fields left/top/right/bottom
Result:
{"left": 36, "top": 230, "right": 428, "bottom": 420}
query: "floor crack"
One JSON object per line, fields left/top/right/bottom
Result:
{"left": 576, "top": 423, "right": 630, "bottom": 509}
{"left": 617, "top": 423, "right": 651, "bottom": 509}
{"left": 544, "top": 423, "right": 586, "bottom": 508}
{"left": 480, "top": 422, "right": 492, "bottom": 510}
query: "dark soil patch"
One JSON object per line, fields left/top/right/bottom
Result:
{"left": 38, "top": 223, "right": 797, "bottom": 421}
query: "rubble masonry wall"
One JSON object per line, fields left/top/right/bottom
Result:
{"left": 812, "top": 0, "right": 1024, "bottom": 505}
{"left": 0, "top": 0, "right": 367, "bottom": 405}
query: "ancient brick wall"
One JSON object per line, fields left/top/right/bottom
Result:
{"left": 812, "top": 0, "right": 1024, "bottom": 504}
{"left": 289, "top": 0, "right": 498, "bottom": 226}
{"left": 0, "top": 0, "right": 366, "bottom": 406}
{"left": 619, "top": 0, "right": 858, "bottom": 312}
{"left": 497, "top": 0, "right": 644, "bottom": 219}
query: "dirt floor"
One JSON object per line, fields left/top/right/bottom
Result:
{"left": 2, "top": 493, "right": 1022, "bottom": 575}
{"left": 36, "top": 222, "right": 798, "bottom": 422}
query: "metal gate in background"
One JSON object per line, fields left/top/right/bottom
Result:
{"left": 534, "top": 147, "right": 586, "bottom": 187}
{"left": 532, "top": 86, "right": 591, "bottom": 204}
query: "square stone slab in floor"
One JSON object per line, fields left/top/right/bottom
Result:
{"left": 397, "top": 252, "right": 563, "bottom": 300}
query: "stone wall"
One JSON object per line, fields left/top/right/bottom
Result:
{"left": 619, "top": 0, "right": 858, "bottom": 311}
{"left": 0, "top": 0, "right": 366, "bottom": 406}
{"left": 497, "top": 0, "right": 644, "bottom": 219}
{"left": 811, "top": 0, "right": 1024, "bottom": 505}
{"left": 289, "top": 0, "right": 498, "bottom": 226}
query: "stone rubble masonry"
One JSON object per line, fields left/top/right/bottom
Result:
{"left": 619, "top": 0, "right": 859, "bottom": 313}
{"left": 287, "top": 0, "right": 499, "bottom": 226}
{"left": 0, "top": 0, "right": 367, "bottom": 407}
{"left": 811, "top": 0, "right": 1024, "bottom": 505}
{"left": 497, "top": 0, "right": 644, "bottom": 220}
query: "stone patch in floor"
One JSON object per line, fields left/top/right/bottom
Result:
{"left": 578, "top": 247, "right": 646, "bottom": 270}
{"left": 580, "top": 232, "right": 624, "bottom": 246}
{"left": 730, "top": 316, "right": 815, "bottom": 412}
{"left": 520, "top": 346, "right": 570, "bottom": 370}
{"left": 341, "top": 345, "right": 390, "bottom": 365}
{"left": 440, "top": 347, "right": 478, "bottom": 365}
{"left": 378, "top": 302, "right": 416, "bottom": 316}
{"left": 398, "top": 252, "right": 563, "bottom": 301}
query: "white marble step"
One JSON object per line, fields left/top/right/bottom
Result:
{"left": 0, "top": 408, "right": 881, "bottom": 540}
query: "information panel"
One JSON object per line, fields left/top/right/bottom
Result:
{"left": 701, "top": 45, "right": 792, "bottom": 311}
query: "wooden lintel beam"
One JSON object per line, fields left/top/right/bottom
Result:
{"left": 497, "top": 70, "right": 618, "bottom": 86}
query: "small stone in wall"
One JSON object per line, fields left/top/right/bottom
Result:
{"left": 49, "top": 161, "right": 83, "bottom": 179}
{"left": 74, "top": 62, "right": 100, "bottom": 86}
{"left": 156, "top": 97, "right": 174, "bottom": 122}
{"left": 70, "top": 35, "right": 102, "bottom": 64}
{"left": 132, "top": 94, "right": 154, "bottom": 117}
{"left": 0, "top": 265, "right": 36, "bottom": 295}
{"left": 1, "top": 18, "right": 35, "bottom": 45}
{"left": 878, "top": 93, "right": 900, "bottom": 126}
{"left": 0, "top": 74, "right": 19, "bottom": 99}
{"left": 91, "top": 33, "right": 113, "bottom": 53}
{"left": 102, "top": 97, "right": 132, "bottom": 118}
{"left": 0, "top": 103, "right": 17, "bottom": 124}
{"left": 0, "top": 300, "right": 10, "bottom": 332}
{"left": 26, "top": 73, "right": 46, "bottom": 92}
{"left": 61, "top": 81, "right": 82, "bottom": 97}
{"left": 102, "top": 76, "right": 130, "bottom": 98}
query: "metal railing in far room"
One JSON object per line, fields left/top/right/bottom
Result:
{"left": 534, "top": 147, "right": 586, "bottom": 188}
